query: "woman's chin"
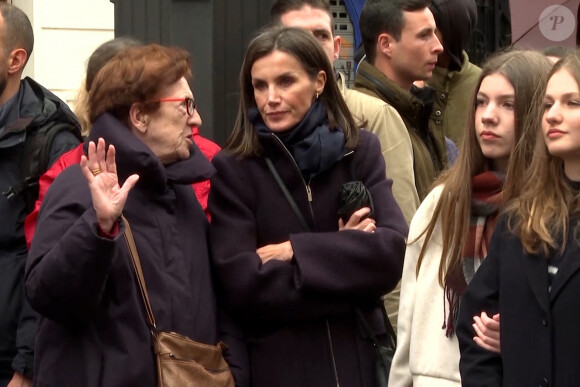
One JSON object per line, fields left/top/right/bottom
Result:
{"left": 265, "top": 119, "right": 296, "bottom": 133}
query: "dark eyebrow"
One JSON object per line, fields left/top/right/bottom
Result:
{"left": 312, "top": 28, "right": 331, "bottom": 35}
{"left": 416, "top": 27, "right": 433, "bottom": 36}
{"left": 477, "top": 92, "right": 515, "bottom": 100}
{"left": 251, "top": 71, "right": 296, "bottom": 84}
{"left": 557, "top": 92, "right": 580, "bottom": 99}
{"left": 275, "top": 72, "right": 298, "bottom": 83}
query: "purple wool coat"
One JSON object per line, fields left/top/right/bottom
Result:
{"left": 25, "top": 114, "right": 218, "bottom": 387}
{"left": 209, "top": 130, "right": 408, "bottom": 387}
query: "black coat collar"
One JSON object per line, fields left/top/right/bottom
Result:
{"left": 89, "top": 113, "right": 215, "bottom": 192}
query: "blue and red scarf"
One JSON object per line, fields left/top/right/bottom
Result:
{"left": 443, "top": 170, "right": 504, "bottom": 337}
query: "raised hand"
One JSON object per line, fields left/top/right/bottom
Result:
{"left": 80, "top": 138, "right": 139, "bottom": 232}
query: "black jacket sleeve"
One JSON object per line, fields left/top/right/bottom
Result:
{"left": 13, "top": 129, "right": 80, "bottom": 378}
{"left": 457, "top": 219, "right": 505, "bottom": 387}
{"left": 25, "top": 166, "right": 122, "bottom": 325}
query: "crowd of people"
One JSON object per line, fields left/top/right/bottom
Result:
{"left": 2, "top": 0, "right": 580, "bottom": 386}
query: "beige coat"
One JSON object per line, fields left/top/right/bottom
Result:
{"left": 338, "top": 74, "right": 417, "bottom": 331}
{"left": 353, "top": 62, "right": 444, "bottom": 201}
{"left": 389, "top": 185, "right": 461, "bottom": 387}
{"left": 338, "top": 74, "right": 419, "bottom": 225}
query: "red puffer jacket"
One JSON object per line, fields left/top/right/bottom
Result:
{"left": 24, "top": 126, "right": 220, "bottom": 249}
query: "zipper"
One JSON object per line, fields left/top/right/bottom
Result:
{"left": 269, "top": 134, "right": 345, "bottom": 386}
{"left": 270, "top": 134, "right": 315, "bottom": 221}
{"left": 306, "top": 183, "right": 312, "bottom": 202}
{"left": 326, "top": 319, "right": 340, "bottom": 387}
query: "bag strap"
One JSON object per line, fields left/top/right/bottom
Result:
{"left": 380, "top": 299, "right": 397, "bottom": 347}
{"left": 121, "top": 215, "right": 157, "bottom": 337}
{"left": 265, "top": 157, "right": 309, "bottom": 232}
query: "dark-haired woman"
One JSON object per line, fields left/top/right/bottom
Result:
{"left": 209, "top": 26, "right": 408, "bottom": 387}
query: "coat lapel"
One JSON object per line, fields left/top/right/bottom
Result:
{"left": 524, "top": 253, "right": 550, "bottom": 315}
{"left": 549, "top": 241, "right": 580, "bottom": 302}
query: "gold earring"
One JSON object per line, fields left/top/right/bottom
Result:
{"left": 316, "top": 92, "right": 319, "bottom": 99}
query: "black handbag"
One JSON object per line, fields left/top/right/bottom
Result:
{"left": 338, "top": 180, "right": 395, "bottom": 387}
{"left": 265, "top": 158, "right": 396, "bottom": 387}
{"left": 355, "top": 306, "right": 396, "bottom": 387}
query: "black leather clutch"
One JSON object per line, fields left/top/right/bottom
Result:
{"left": 337, "top": 181, "right": 375, "bottom": 223}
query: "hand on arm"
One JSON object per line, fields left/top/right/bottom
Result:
{"left": 79, "top": 138, "right": 139, "bottom": 232}
{"left": 256, "top": 241, "right": 293, "bottom": 264}
{"left": 338, "top": 207, "right": 376, "bottom": 233}
{"left": 473, "top": 311, "right": 501, "bottom": 353}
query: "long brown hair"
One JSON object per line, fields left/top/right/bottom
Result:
{"left": 415, "top": 49, "right": 552, "bottom": 284}
{"left": 505, "top": 51, "right": 580, "bottom": 256}
{"left": 226, "top": 26, "right": 358, "bottom": 157}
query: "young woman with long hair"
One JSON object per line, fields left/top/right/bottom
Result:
{"left": 389, "top": 50, "right": 552, "bottom": 386}
{"left": 458, "top": 50, "right": 580, "bottom": 387}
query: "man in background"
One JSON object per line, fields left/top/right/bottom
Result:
{"left": 356, "top": 0, "right": 445, "bottom": 202}
{"left": 427, "top": 0, "right": 481, "bottom": 145}
{"left": 0, "top": 4, "right": 81, "bottom": 385}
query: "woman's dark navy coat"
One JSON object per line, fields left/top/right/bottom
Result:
{"left": 25, "top": 114, "right": 217, "bottom": 387}
{"left": 458, "top": 217, "right": 580, "bottom": 387}
{"left": 209, "top": 130, "right": 408, "bottom": 387}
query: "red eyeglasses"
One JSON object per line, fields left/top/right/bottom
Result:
{"left": 155, "top": 97, "right": 196, "bottom": 116}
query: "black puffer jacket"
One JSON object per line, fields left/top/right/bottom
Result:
{"left": 0, "top": 77, "right": 80, "bottom": 379}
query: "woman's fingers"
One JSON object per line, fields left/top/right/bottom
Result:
{"left": 120, "top": 174, "right": 140, "bottom": 197}
{"left": 339, "top": 207, "right": 376, "bottom": 231}
{"left": 86, "top": 141, "right": 98, "bottom": 172}
{"left": 80, "top": 155, "right": 94, "bottom": 183}
{"left": 479, "top": 312, "right": 500, "bottom": 339}
{"left": 473, "top": 336, "right": 501, "bottom": 354}
{"left": 84, "top": 139, "right": 119, "bottom": 177}
{"left": 347, "top": 207, "right": 371, "bottom": 226}
{"left": 96, "top": 138, "right": 108, "bottom": 174}
{"left": 363, "top": 221, "right": 376, "bottom": 233}
{"left": 106, "top": 144, "right": 117, "bottom": 177}
{"left": 472, "top": 313, "right": 501, "bottom": 353}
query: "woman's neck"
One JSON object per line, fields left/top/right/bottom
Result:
{"left": 563, "top": 158, "right": 580, "bottom": 182}
{"left": 490, "top": 157, "right": 508, "bottom": 174}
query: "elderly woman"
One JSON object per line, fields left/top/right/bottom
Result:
{"left": 25, "top": 44, "right": 218, "bottom": 386}
{"left": 209, "top": 27, "right": 408, "bottom": 387}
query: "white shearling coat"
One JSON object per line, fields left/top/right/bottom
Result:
{"left": 389, "top": 185, "right": 462, "bottom": 387}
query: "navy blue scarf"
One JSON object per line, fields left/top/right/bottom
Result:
{"left": 250, "top": 100, "right": 345, "bottom": 181}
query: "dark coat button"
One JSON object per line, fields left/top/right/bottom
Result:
{"left": 542, "top": 319, "right": 548, "bottom": 327}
